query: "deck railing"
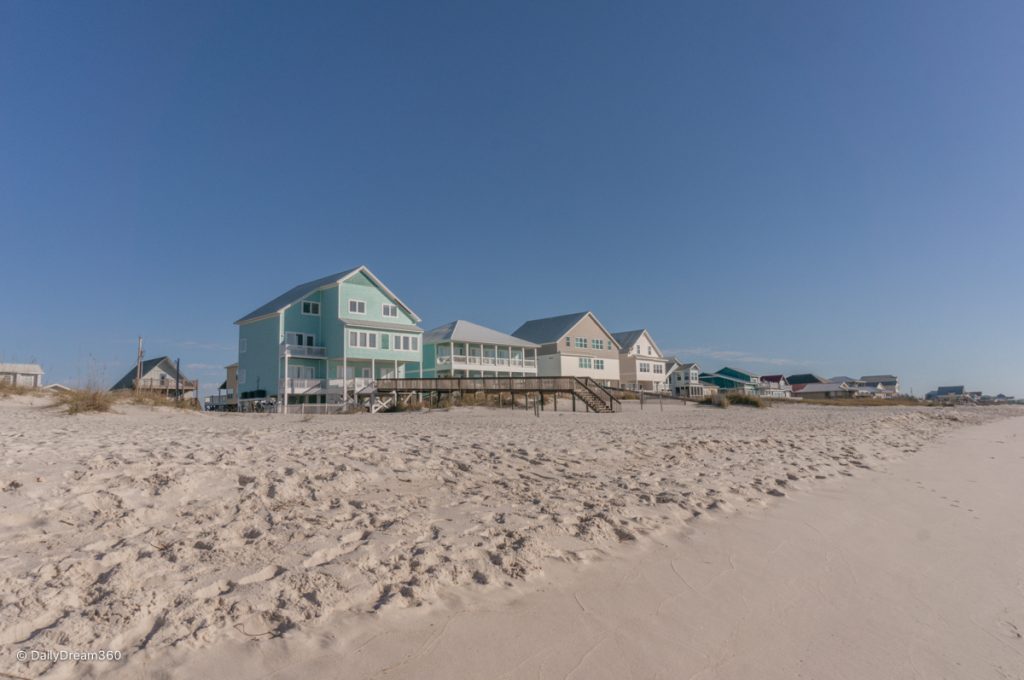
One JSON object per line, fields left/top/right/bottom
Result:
{"left": 281, "top": 343, "right": 327, "bottom": 358}
{"left": 134, "top": 378, "right": 198, "bottom": 391}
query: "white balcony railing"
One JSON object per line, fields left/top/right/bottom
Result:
{"left": 281, "top": 343, "right": 327, "bottom": 358}
{"left": 437, "top": 354, "right": 537, "bottom": 371}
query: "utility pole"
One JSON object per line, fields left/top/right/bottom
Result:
{"left": 135, "top": 337, "right": 144, "bottom": 393}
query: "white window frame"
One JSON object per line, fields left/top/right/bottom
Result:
{"left": 575, "top": 338, "right": 587, "bottom": 349}
{"left": 594, "top": 359, "right": 605, "bottom": 370}
{"left": 578, "top": 357, "right": 592, "bottom": 369}
{"left": 286, "top": 332, "right": 316, "bottom": 346}
{"left": 349, "top": 331, "right": 377, "bottom": 349}
{"left": 381, "top": 303, "right": 399, "bottom": 318}
{"left": 348, "top": 299, "right": 366, "bottom": 315}
{"left": 239, "top": 338, "right": 247, "bottom": 353}
{"left": 301, "top": 300, "right": 320, "bottom": 316}
{"left": 565, "top": 336, "right": 571, "bottom": 347}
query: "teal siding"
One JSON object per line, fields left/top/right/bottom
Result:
{"left": 321, "top": 285, "right": 341, "bottom": 356}
{"left": 339, "top": 273, "right": 417, "bottom": 326}
{"left": 238, "top": 315, "right": 281, "bottom": 396}
{"left": 282, "top": 291, "right": 324, "bottom": 341}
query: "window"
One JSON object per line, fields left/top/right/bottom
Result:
{"left": 237, "top": 368, "right": 246, "bottom": 384}
{"left": 381, "top": 334, "right": 389, "bottom": 350}
{"left": 575, "top": 338, "right": 587, "bottom": 349}
{"left": 594, "top": 359, "right": 604, "bottom": 370}
{"left": 591, "top": 339, "right": 603, "bottom": 350}
{"left": 349, "top": 331, "right": 377, "bottom": 348}
{"left": 639, "top": 362, "right": 650, "bottom": 373}
{"left": 412, "top": 337, "right": 418, "bottom": 351}
{"left": 578, "top": 357, "right": 592, "bottom": 369}
{"left": 301, "top": 300, "right": 320, "bottom": 315}
{"left": 239, "top": 338, "right": 247, "bottom": 353}
{"left": 348, "top": 299, "right": 366, "bottom": 314}
{"left": 565, "top": 337, "right": 571, "bottom": 347}
{"left": 647, "top": 346, "right": 653, "bottom": 356}
{"left": 288, "top": 365, "right": 315, "bottom": 379}
{"left": 654, "top": 364, "right": 664, "bottom": 374}
{"left": 286, "top": 332, "right": 315, "bottom": 346}
{"left": 382, "top": 304, "right": 399, "bottom": 318}
{"left": 402, "top": 336, "right": 410, "bottom": 351}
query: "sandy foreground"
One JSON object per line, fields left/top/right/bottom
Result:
{"left": 0, "top": 396, "right": 1021, "bottom": 679}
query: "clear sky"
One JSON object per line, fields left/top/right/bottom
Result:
{"left": 2, "top": 1, "right": 1022, "bottom": 397}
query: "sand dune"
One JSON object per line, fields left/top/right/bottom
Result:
{"left": 0, "top": 395, "right": 1016, "bottom": 678}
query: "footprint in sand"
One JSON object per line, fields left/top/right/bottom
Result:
{"left": 238, "top": 565, "right": 284, "bottom": 585}
{"left": 195, "top": 579, "right": 234, "bottom": 599}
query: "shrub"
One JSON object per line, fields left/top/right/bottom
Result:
{"left": 0, "top": 382, "right": 35, "bottom": 398}
{"left": 700, "top": 394, "right": 730, "bottom": 408}
{"left": 726, "top": 393, "right": 766, "bottom": 408}
{"left": 55, "top": 388, "right": 116, "bottom": 414}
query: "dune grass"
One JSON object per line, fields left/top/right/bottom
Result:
{"left": 54, "top": 388, "right": 117, "bottom": 414}
{"left": 0, "top": 382, "right": 37, "bottom": 398}
{"left": 700, "top": 393, "right": 766, "bottom": 408}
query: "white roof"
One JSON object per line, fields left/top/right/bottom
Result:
{"left": 423, "top": 320, "right": 539, "bottom": 348}
{"left": 0, "top": 363, "right": 43, "bottom": 375}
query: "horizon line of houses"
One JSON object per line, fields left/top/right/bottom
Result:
{"left": 6, "top": 266, "right": 1016, "bottom": 409}
{"left": 199, "top": 265, "right": 916, "bottom": 411}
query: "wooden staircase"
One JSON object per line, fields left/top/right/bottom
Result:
{"left": 572, "top": 378, "right": 617, "bottom": 413}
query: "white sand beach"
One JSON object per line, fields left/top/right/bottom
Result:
{"left": 1, "top": 396, "right": 1021, "bottom": 679}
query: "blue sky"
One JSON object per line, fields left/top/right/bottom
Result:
{"left": 1, "top": 1, "right": 1021, "bottom": 396}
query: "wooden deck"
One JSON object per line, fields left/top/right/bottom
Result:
{"left": 373, "top": 376, "right": 621, "bottom": 413}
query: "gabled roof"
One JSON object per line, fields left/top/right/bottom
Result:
{"left": 511, "top": 312, "right": 621, "bottom": 348}
{"left": 235, "top": 265, "right": 421, "bottom": 324}
{"left": 829, "top": 376, "right": 856, "bottom": 384}
{"left": 860, "top": 374, "right": 898, "bottom": 383}
{"left": 787, "top": 373, "right": 826, "bottom": 385}
{"left": 760, "top": 374, "right": 788, "bottom": 383}
{"left": 611, "top": 329, "right": 664, "bottom": 357}
{"left": 423, "top": 320, "right": 539, "bottom": 348}
{"left": 0, "top": 363, "right": 44, "bottom": 374}
{"left": 111, "top": 356, "right": 188, "bottom": 390}
{"left": 716, "top": 366, "right": 760, "bottom": 381}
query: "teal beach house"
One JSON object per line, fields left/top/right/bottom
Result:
{"left": 234, "top": 266, "right": 423, "bottom": 410}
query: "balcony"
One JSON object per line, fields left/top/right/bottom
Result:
{"left": 438, "top": 354, "right": 537, "bottom": 371}
{"left": 281, "top": 342, "right": 327, "bottom": 358}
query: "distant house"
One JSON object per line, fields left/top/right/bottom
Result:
{"left": 787, "top": 373, "right": 826, "bottom": 386}
{"left": 759, "top": 374, "right": 792, "bottom": 399}
{"left": 829, "top": 376, "right": 856, "bottom": 384}
{"left": 111, "top": 357, "right": 197, "bottom": 399}
{"left": 511, "top": 312, "right": 621, "bottom": 385}
{"left": 205, "top": 363, "right": 238, "bottom": 411}
{"left": 925, "top": 385, "right": 965, "bottom": 401}
{"left": 666, "top": 360, "right": 705, "bottom": 399}
{"left": 793, "top": 382, "right": 857, "bottom": 399}
{"left": 700, "top": 367, "right": 760, "bottom": 394}
{"left": 415, "top": 320, "right": 539, "bottom": 378}
{"left": 858, "top": 374, "right": 900, "bottom": 398}
{"left": 0, "top": 363, "right": 44, "bottom": 388}
{"left": 611, "top": 329, "right": 671, "bottom": 391}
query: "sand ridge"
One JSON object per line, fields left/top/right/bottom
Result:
{"left": 0, "top": 395, "right": 1013, "bottom": 677}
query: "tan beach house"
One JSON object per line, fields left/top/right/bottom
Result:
{"left": 611, "top": 329, "right": 671, "bottom": 391}
{"left": 511, "top": 312, "right": 621, "bottom": 385}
